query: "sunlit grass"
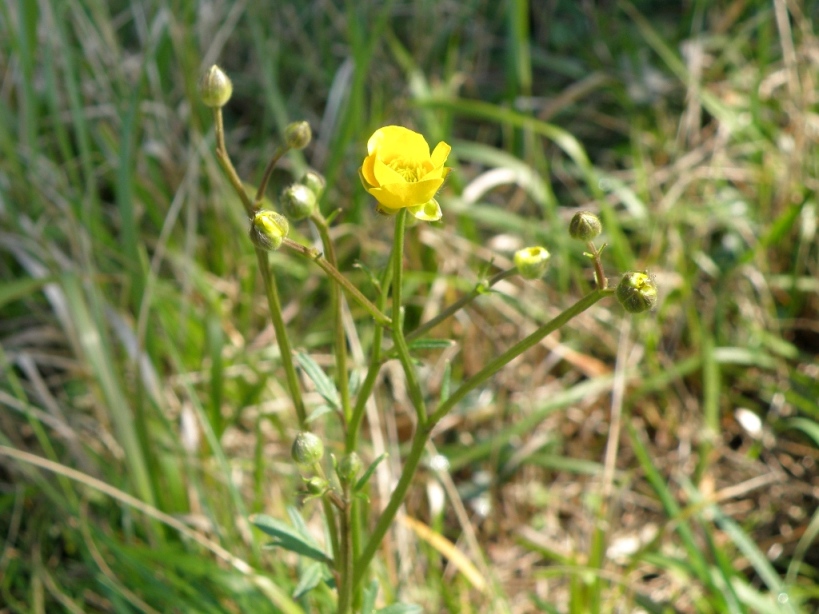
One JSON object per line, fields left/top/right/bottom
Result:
{"left": 1, "top": 0, "right": 818, "bottom": 612}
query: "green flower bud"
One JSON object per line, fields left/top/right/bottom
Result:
{"left": 514, "top": 246, "right": 551, "bottom": 280}
{"left": 336, "top": 452, "right": 362, "bottom": 485}
{"left": 301, "top": 170, "right": 326, "bottom": 199}
{"left": 616, "top": 272, "right": 658, "bottom": 314}
{"left": 281, "top": 183, "right": 317, "bottom": 221}
{"left": 284, "top": 121, "right": 312, "bottom": 150}
{"left": 569, "top": 211, "right": 602, "bottom": 241}
{"left": 249, "top": 210, "right": 289, "bottom": 251}
{"left": 199, "top": 65, "right": 233, "bottom": 108}
{"left": 291, "top": 432, "right": 324, "bottom": 466}
{"left": 304, "top": 476, "right": 329, "bottom": 495}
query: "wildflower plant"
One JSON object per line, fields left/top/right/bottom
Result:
{"left": 200, "top": 65, "right": 656, "bottom": 612}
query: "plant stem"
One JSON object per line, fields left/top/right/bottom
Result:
{"left": 587, "top": 241, "right": 608, "bottom": 289}
{"left": 352, "top": 425, "right": 427, "bottom": 590}
{"left": 254, "top": 146, "right": 289, "bottom": 211}
{"left": 213, "top": 108, "right": 253, "bottom": 216}
{"left": 256, "top": 248, "right": 307, "bottom": 428}
{"left": 346, "top": 324, "right": 383, "bottom": 451}
{"left": 336, "top": 496, "right": 353, "bottom": 614}
{"left": 346, "top": 243, "right": 394, "bottom": 452}
{"left": 282, "top": 238, "right": 392, "bottom": 328}
{"left": 311, "top": 213, "right": 352, "bottom": 423}
{"left": 390, "top": 210, "right": 427, "bottom": 423}
{"left": 430, "top": 288, "right": 614, "bottom": 425}
{"left": 353, "top": 288, "right": 613, "bottom": 589}
{"left": 405, "top": 267, "right": 517, "bottom": 343}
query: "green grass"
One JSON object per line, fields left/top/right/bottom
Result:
{"left": 1, "top": 0, "right": 818, "bottom": 612}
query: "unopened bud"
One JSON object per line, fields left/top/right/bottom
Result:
{"left": 250, "top": 210, "right": 289, "bottom": 251}
{"left": 281, "top": 183, "right": 317, "bottom": 221}
{"left": 616, "top": 272, "right": 658, "bottom": 314}
{"left": 304, "top": 476, "right": 328, "bottom": 495}
{"left": 514, "top": 246, "right": 551, "bottom": 280}
{"left": 336, "top": 452, "right": 362, "bottom": 485}
{"left": 301, "top": 170, "right": 326, "bottom": 199}
{"left": 199, "top": 65, "right": 233, "bottom": 108}
{"left": 291, "top": 432, "right": 324, "bottom": 466}
{"left": 284, "top": 121, "right": 312, "bottom": 150}
{"left": 569, "top": 211, "right": 602, "bottom": 241}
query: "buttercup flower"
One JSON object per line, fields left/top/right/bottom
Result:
{"left": 359, "top": 126, "right": 451, "bottom": 222}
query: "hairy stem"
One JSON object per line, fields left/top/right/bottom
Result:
{"left": 389, "top": 210, "right": 427, "bottom": 423}
{"left": 282, "top": 238, "right": 392, "bottom": 328}
{"left": 406, "top": 267, "right": 518, "bottom": 343}
{"left": 254, "top": 146, "right": 289, "bottom": 211}
{"left": 256, "top": 248, "right": 307, "bottom": 427}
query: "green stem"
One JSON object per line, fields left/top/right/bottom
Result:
{"left": 346, "top": 250, "right": 394, "bottom": 451}
{"left": 352, "top": 426, "right": 427, "bottom": 590}
{"left": 311, "top": 213, "right": 352, "bottom": 423}
{"left": 405, "top": 267, "right": 518, "bottom": 343}
{"left": 254, "top": 146, "right": 289, "bottom": 211}
{"left": 430, "top": 288, "right": 613, "bottom": 425}
{"left": 337, "top": 497, "right": 353, "bottom": 614}
{"left": 256, "top": 248, "right": 307, "bottom": 427}
{"left": 213, "top": 108, "right": 253, "bottom": 216}
{"left": 390, "top": 210, "right": 427, "bottom": 423}
{"left": 345, "top": 324, "right": 383, "bottom": 452}
{"left": 587, "top": 241, "right": 608, "bottom": 290}
{"left": 282, "top": 238, "right": 392, "bottom": 328}
{"left": 353, "top": 288, "right": 613, "bottom": 589}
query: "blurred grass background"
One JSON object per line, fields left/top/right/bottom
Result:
{"left": 1, "top": 0, "right": 819, "bottom": 612}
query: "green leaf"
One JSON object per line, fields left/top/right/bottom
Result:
{"left": 376, "top": 605, "right": 423, "bottom": 614}
{"left": 783, "top": 418, "right": 819, "bottom": 448}
{"left": 361, "top": 581, "right": 379, "bottom": 614}
{"left": 354, "top": 453, "right": 388, "bottom": 493}
{"left": 406, "top": 338, "right": 455, "bottom": 352}
{"left": 292, "top": 561, "right": 326, "bottom": 599}
{"left": 296, "top": 352, "right": 340, "bottom": 409}
{"left": 439, "top": 360, "right": 452, "bottom": 403}
{"left": 306, "top": 404, "right": 334, "bottom": 424}
{"left": 0, "top": 276, "right": 53, "bottom": 310}
{"left": 287, "top": 506, "right": 317, "bottom": 544}
{"left": 250, "top": 514, "right": 331, "bottom": 564}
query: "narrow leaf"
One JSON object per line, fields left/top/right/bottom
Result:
{"left": 292, "top": 561, "right": 326, "bottom": 599}
{"left": 354, "top": 453, "right": 388, "bottom": 492}
{"left": 296, "top": 352, "right": 340, "bottom": 408}
{"left": 375, "top": 605, "right": 423, "bottom": 614}
{"left": 250, "top": 514, "right": 331, "bottom": 564}
{"left": 407, "top": 338, "right": 455, "bottom": 352}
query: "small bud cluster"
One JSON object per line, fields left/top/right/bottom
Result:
{"left": 279, "top": 170, "right": 326, "bottom": 221}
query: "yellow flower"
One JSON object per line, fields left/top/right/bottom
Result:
{"left": 359, "top": 126, "right": 451, "bottom": 221}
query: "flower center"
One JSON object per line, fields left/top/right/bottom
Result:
{"left": 388, "top": 159, "right": 423, "bottom": 182}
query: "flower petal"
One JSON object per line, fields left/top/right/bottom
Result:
{"left": 420, "top": 165, "right": 451, "bottom": 182}
{"left": 377, "top": 177, "right": 444, "bottom": 209}
{"left": 408, "top": 199, "right": 442, "bottom": 222}
{"left": 368, "top": 126, "right": 430, "bottom": 165}
{"left": 373, "top": 157, "right": 408, "bottom": 187}
{"left": 430, "top": 141, "right": 451, "bottom": 169}
{"left": 360, "top": 154, "right": 378, "bottom": 187}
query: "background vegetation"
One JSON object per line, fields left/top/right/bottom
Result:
{"left": 1, "top": 0, "right": 818, "bottom": 611}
